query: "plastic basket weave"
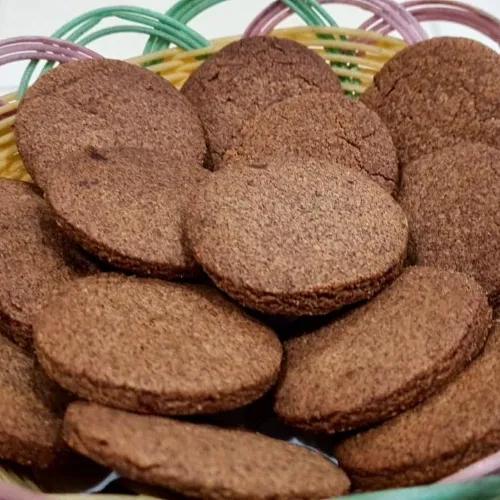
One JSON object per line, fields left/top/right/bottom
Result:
{"left": 0, "top": 1, "right": 499, "bottom": 499}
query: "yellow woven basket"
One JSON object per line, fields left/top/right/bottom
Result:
{"left": 0, "top": 26, "right": 405, "bottom": 183}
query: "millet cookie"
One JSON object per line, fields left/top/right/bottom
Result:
{"left": 361, "top": 37, "right": 500, "bottom": 165}
{"left": 15, "top": 59, "right": 206, "bottom": 189}
{"left": 34, "top": 274, "right": 282, "bottom": 415}
{"left": 64, "top": 402, "right": 350, "bottom": 499}
{"left": 275, "top": 266, "right": 492, "bottom": 433}
{"left": 182, "top": 36, "right": 342, "bottom": 169}
{"left": 187, "top": 158, "right": 408, "bottom": 316}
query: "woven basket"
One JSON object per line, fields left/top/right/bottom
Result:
{"left": 0, "top": 1, "right": 499, "bottom": 499}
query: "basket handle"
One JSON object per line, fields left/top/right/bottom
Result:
{"left": 144, "top": 0, "right": 339, "bottom": 54}
{"left": 17, "top": 6, "right": 209, "bottom": 97}
{"left": 245, "top": 0, "right": 427, "bottom": 44}
{"left": 361, "top": 1, "right": 500, "bottom": 44}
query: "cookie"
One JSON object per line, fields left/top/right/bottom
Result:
{"left": 0, "top": 179, "right": 96, "bottom": 349}
{"left": 45, "top": 146, "right": 209, "bottom": 279}
{"left": 399, "top": 142, "right": 500, "bottom": 305}
{"left": 275, "top": 266, "right": 492, "bottom": 433}
{"left": 224, "top": 92, "right": 399, "bottom": 194}
{"left": 361, "top": 37, "right": 500, "bottom": 165}
{"left": 334, "top": 319, "right": 500, "bottom": 490}
{"left": 187, "top": 158, "right": 408, "bottom": 316}
{"left": 15, "top": 59, "right": 206, "bottom": 189}
{"left": 0, "top": 334, "right": 64, "bottom": 468}
{"left": 34, "top": 274, "right": 283, "bottom": 415}
{"left": 64, "top": 402, "right": 350, "bottom": 499}
{"left": 182, "top": 36, "right": 342, "bottom": 169}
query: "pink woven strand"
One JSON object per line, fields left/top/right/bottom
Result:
{"left": 361, "top": 1, "right": 500, "bottom": 43}
{"left": 440, "top": 450, "right": 500, "bottom": 484}
{"left": 0, "top": 43, "right": 98, "bottom": 61}
{"left": 244, "top": 0, "right": 427, "bottom": 43}
{"left": 0, "top": 53, "right": 82, "bottom": 66}
{"left": 0, "top": 36, "right": 100, "bottom": 59}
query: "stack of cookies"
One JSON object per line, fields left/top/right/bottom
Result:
{"left": 0, "top": 35, "right": 498, "bottom": 498}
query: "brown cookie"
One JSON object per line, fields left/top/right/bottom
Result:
{"left": 187, "top": 158, "right": 408, "bottom": 316}
{"left": 0, "top": 334, "right": 64, "bottom": 468}
{"left": 182, "top": 36, "right": 342, "bottom": 169}
{"left": 399, "top": 142, "right": 500, "bottom": 306}
{"left": 45, "top": 146, "right": 209, "bottom": 279}
{"left": 34, "top": 274, "right": 283, "bottom": 415}
{"left": 275, "top": 266, "right": 492, "bottom": 433}
{"left": 0, "top": 179, "right": 96, "bottom": 349}
{"left": 361, "top": 37, "right": 500, "bottom": 166}
{"left": 224, "top": 92, "right": 399, "bottom": 194}
{"left": 64, "top": 402, "right": 350, "bottom": 499}
{"left": 334, "top": 319, "right": 500, "bottom": 490}
{"left": 15, "top": 59, "right": 206, "bottom": 189}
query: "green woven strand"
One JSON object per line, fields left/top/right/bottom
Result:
{"left": 342, "top": 477, "right": 500, "bottom": 500}
{"left": 18, "top": 6, "right": 209, "bottom": 96}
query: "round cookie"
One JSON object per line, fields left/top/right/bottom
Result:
{"left": 0, "top": 179, "right": 96, "bottom": 349}
{"left": 361, "top": 37, "right": 500, "bottom": 166}
{"left": 399, "top": 142, "right": 500, "bottom": 305}
{"left": 34, "top": 274, "right": 283, "bottom": 415}
{"left": 224, "top": 93, "right": 399, "bottom": 194}
{"left": 15, "top": 59, "right": 206, "bottom": 189}
{"left": 187, "top": 158, "right": 408, "bottom": 316}
{"left": 275, "top": 266, "right": 492, "bottom": 433}
{"left": 334, "top": 319, "right": 500, "bottom": 490}
{"left": 64, "top": 402, "right": 350, "bottom": 499}
{"left": 45, "top": 146, "right": 209, "bottom": 279}
{"left": 0, "top": 334, "right": 64, "bottom": 468}
{"left": 182, "top": 36, "right": 342, "bottom": 169}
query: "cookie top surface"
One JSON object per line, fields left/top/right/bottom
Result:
{"left": 399, "top": 142, "right": 500, "bottom": 304}
{"left": 334, "top": 320, "right": 500, "bottom": 490}
{"left": 0, "top": 334, "right": 64, "bottom": 467}
{"left": 64, "top": 402, "right": 350, "bottom": 499}
{"left": 34, "top": 274, "right": 283, "bottom": 415}
{"left": 187, "top": 158, "right": 408, "bottom": 316}
{"left": 182, "top": 36, "right": 342, "bottom": 169}
{"left": 15, "top": 59, "right": 206, "bottom": 189}
{"left": 45, "top": 146, "right": 209, "bottom": 279}
{"left": 0, "top": 179, "right": 96, "bottom": 348}
{"left": 361, "top": 37, "right": 500, "bottom": 165}
{"left": 224, "top": 92, "right": 399, "bottom": 193}
{"left": 275, "top": 266, "right": 492, "bottom": 433}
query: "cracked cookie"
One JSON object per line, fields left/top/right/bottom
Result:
{"left": 34, "top": 274, "right": 283, "bottom": 415}
{"left": 275, "top": 266, "right": 492, "bottom": 433}
{"left": 187, "top": 158, "right": 408, "bottom": 316}
{"left": 64, "top": 402, "right": 350, "bottom": 499}
{"left": 0, "top": 179, "right": 96, "bottom": 349}
{"left": 361, "top": 37, "right": 500, "bottom": 166}
{"left": 0, "top": 334, "right": 65, "bottom": 468}
{"left": 182, "top": 36, "right": 342, "bottom": 170}
{"left": 15, "top": 59, "right": 206, "bottom": 189}
{"left": 334, "top": 319, "right": 500, "bottom": 490}
{"left": 223, "top": 92, "right": 399, "bottom": 194}
{"left": 44, "top": 146, "right": 209, "bottom": 280}
{"left": 399, "top": 142, "right": 500, "bottom": 306}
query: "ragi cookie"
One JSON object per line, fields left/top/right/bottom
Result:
{"left": 15, "top": 59, "right": 206, "bottom": 189}
{"left": 399, "top": 142, "right": 500, "bottom": 305}
{"left": 224, "top": 93, "right": 399, "bottom": 194}
{"left": 45, "top": 146, "right": 209, "bottom": 279}
{"left": 361, "top": 37, "right": 500, "bottom": 166}
{"left": 34, "top": 274, "right": 283, "bottom": 415}
{"left": 0, "top": 334, "right": 64, "bottom": 468}
{"left": 187, "top": 158, "right": 408, "bottom": 316}
{"left": 334, "top": 319, "right": 500, "bottom": 490}
{"left": 0, "top": 179, "right": 96, "bottom": 349}
{"left": 182, "top": 36, "right": 342, "bottom": 169}
{"left": 275, "top": 267, "right": 492, "bottom": 433}
{"left": 64, "top": 402, "right": 350, "bottom": 499}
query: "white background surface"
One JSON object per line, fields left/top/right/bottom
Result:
{"left": 0, "top": 0, "right": 498, "bottom": 92}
